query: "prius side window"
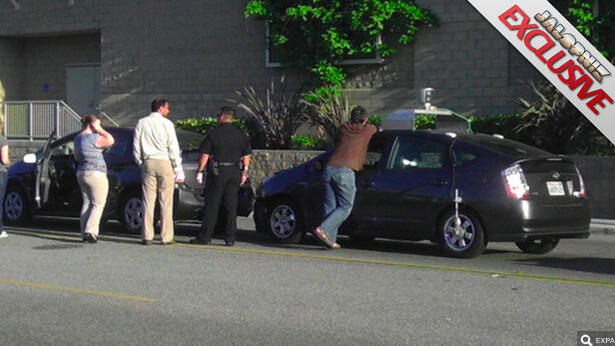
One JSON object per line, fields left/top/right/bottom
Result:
{"left": 451, "top": 148, "right": 477, "bottom": 166}
{"left": 387, "top": 136, "right": 447, "bottom": 170}
{"left": 50, "top": 141, "right": 74, "bottom": 157}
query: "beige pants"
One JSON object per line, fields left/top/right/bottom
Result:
{"left": 142, "top": 159, "right": 175, "bottom": 242}
{"left": 77, "top": 170, "right": 109, "bottom": 237}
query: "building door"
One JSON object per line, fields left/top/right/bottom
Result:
{"left": 66, "top": 64, "right": 100, "bottom": 116}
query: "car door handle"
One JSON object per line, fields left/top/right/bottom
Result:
{"left": 431, "top": 178, "right": 448, "bottom": 186}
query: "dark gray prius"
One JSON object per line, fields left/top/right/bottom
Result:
{"left": 254, "top": 130, "right": 590, "bottom": 258}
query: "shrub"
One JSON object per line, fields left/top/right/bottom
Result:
{"left": 175, "top": 116, "right": 267, "bottom": 148}
{"left": 515, "top": 82, "right": 614, "bottom": 155}
{"left": 301, "top": 89, "right": 351, "bottom": 144}
{"left": 367, "top": 115, "right": 383, "bottom": 127}
{"left": 291, "top": 135, "right": 328, "bottom": 150}
{"left": 415, "top": 115, "right": 436, "bottom": 130}
{"left": 230, "top": 76, "right": 307, "bottom": 149}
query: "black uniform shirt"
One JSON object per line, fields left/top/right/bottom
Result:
{"left": 199, "top": 123, "right": 252, "bottom": 162}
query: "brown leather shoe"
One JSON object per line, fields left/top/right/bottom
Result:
{"left": 141, "top": 239, "right": 153, "bottom": 245}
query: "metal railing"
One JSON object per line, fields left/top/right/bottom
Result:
{"left": 99, "top": 109, "right": 120, "bottom": 127}
{"left": 0, "top": 101, "right": 83, "bottom": 140}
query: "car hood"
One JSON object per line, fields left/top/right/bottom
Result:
{"left": 8, "top": 159, "right": 35, "bottom": 176}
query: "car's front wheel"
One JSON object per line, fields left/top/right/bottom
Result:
{"left": 515, "top": 238, "right": 559, "bottom": 254}
{"left": 266, "top": 198, "right": 303, "bottom": 244}
{"left": 4, "top": 185, "right": 30, "bottom": 225}
{"left": 2, "top": 185, "right": 30, "bottom": 225}
{"left": 437, "top": 209, "right": 486, "bottom": 258}
{"left": 119, "top": 191, "right": 143, "bottom": 233}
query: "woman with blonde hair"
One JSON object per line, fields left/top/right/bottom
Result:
{"left": 74, "top": 115, "right": 114, "bottom": 243}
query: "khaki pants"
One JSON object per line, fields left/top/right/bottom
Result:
{"left": 142, "top": 159, "right": 175, "bottom": 242}
{"left": 77, "top": 170, "right": 109, "bottom": 237}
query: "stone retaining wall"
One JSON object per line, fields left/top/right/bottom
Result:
{"left": 6, "top": 140, "right": 615, "bottom": 218}
{"left": 250, "top": 149, "right": 324, "bottom": 188}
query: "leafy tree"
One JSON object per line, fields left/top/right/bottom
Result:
{"left": 516, "top": 0, "right": 615, "bottom": 155}
{"left": 244, "top": 0, "right": 438, "bottom": 94}
{"left": 566, "top": 0, "right": 613, "bottom": 58}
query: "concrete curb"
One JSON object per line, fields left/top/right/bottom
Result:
{"left": 590, "top": 218, "right": 615, "bottom": 235}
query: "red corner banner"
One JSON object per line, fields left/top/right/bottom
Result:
{"left": 467, "top": 0, "right": 615, "bottom": 145}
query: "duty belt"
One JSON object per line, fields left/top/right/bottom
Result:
{"left": 216, "top": 161, "right": 237, "bottom": 166}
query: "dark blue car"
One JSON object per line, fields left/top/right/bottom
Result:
{"left": 253, "top": 130, "right": 591, "bottom": 258}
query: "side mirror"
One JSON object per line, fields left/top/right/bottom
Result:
{"left": 23, "top": 153, "right": 37, "bottom": 164}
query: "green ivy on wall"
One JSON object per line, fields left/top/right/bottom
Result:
{"left": 244, "top": 0, "right": 438, "bottom": 94}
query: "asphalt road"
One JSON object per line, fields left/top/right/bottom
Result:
{"left": 0, "top": 217, "right": 613, "bottom": 345}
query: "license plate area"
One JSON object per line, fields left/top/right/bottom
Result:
{"left": 546, "top": 181, "right": 565, "bottom": 196}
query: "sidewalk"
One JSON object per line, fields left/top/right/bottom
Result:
{"left": 590, "top": 218, "right": 615, "bottom": 235}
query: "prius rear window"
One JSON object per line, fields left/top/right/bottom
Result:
{"left": 464, "top": 134, "right": 550, "bottom": 158}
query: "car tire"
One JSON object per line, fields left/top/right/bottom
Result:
{"left": 437, "top": 209, "right": 486, "bottom": 258}
{"left": 515, "top": 238, "right": 559, "bottom": 254}
{"left": 3, "top": 184, "right": 30, "bottom": 225}
{"left": 119, "top": 190, "right": 143, "bottom": 233}
{"left": 266, "top": 198, "right": 303, "bottom": 244}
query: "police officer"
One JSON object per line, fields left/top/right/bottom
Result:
{"left": 189, "top": 106, "right": 252, "bottom": 246}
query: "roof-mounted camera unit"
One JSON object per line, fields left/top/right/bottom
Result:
{"left": 381, "top": 87, "right": 472, "bottom": 132}
{"left": 420, "top": 87, "right": 435, "bottom": 110}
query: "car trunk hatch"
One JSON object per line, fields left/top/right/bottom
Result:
{"left": 518, "top": 158, "right": 585, "bottom": 204}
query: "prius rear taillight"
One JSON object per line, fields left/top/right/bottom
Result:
{"left": 574, "top": 167, "right": 587, "bottom": 198}
{"left": 502, "top": 164, "right": 529, "bottom": 199}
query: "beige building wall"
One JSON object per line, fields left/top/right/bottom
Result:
{"left": 0, "top": 0, "right": 545, "bottom": 126}
{"left": 22, "top": 34, "right": 101, "bottom": 101}
{"left": 0, "top": 38, "right": 26, "bottom": 100}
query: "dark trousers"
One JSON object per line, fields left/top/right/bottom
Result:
{"left": 198, "top": 166, "right": 241, "bottom": 242}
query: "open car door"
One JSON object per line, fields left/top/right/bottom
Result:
{"left": 34, "top": 131, "right": 56, "bottom": 208}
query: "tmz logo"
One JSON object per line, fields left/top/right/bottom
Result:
{"left": 499, "top": 5, "right": 613, "bottom": 115}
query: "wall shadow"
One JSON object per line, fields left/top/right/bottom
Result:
{"left": 513, "top": 257, "right": 615, "bottom": 276}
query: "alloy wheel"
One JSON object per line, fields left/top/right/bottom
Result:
{"left": 124, "top": 197, "right": 143, "bottom": 230}
{"left": 4, "top": 191, "right": 24, "bottom": 221}
{"left": 269, "top": 204, "right": 296, "bottom": 239}
{"left": 443, "top": 214, "right": 477, "bottom": 252}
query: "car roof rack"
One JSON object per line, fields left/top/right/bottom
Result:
{"left": 381, "top": 108, "right": 472, "bottom": 132}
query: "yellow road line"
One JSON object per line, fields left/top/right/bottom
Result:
{"left": 9, "top": 229, "right": 138, "bottom": 245}
{"left": 177, "top": 243, "right": 615, "bottom": 288}
{"left": 0, "top": 278, "right": 156, "bottom": 302}
{"left": 10, "top": 229, "right": 615, "bottom": 288}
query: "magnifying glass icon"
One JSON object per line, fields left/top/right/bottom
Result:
{"left": 581, "top": 334, "right": 593, "bottom": 346}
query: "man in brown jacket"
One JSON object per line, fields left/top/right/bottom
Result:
{"left": 313, "top": 106, "right": 378, "bottom": 249}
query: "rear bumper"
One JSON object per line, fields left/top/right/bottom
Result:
{"left": 482, "top": 198, "right": 591, "bottom": 242}
{"left": 174, "top": 184, "right": 204, "bottom": 221}
{"left": 491, "top": 228, "right": 590, "bottom": 242}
